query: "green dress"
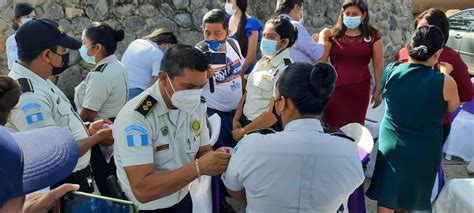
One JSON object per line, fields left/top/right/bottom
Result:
{"left": 366, "top": 62, "right": 447, "bottom": 211}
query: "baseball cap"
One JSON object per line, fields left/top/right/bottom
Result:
{"left": 0, "top": 126, "right": 79, "bottom": 205}
{"left": 15, "top": 18, "right": 81, "bottom": 53}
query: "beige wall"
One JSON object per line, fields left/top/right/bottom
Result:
{"left": 412, "top": 0, "right": 474, "bottom": 14}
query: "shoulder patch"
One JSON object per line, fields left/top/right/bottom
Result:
{"left": 134, "top": 95, "right": 158, "bottom": 118}
{"left": 17, "top": 78, "right": 34, "bottom": 93}
{"left": 125, "top": 125, "right": 149, "bottom": 147}
{"left": 200, "top": 96, "right": 206, "bottom": 103}
{"left": 93, "top": 64, "right": 108, "bottom": 72}
{"left": 283, "top": 58, "right": 292, "bottom": 66}
{"left": 246, "top": 128, "right": 276, "bottom": 135}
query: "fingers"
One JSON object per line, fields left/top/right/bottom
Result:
{"left": 50, "top": 184, "right": 80, "bottom": 200}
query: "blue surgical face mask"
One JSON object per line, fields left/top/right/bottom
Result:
{"left": 260, "top": 38, "right": 279, "bottom": 56}
{"left": 79, "top": 45, "right": 96, "bottom": 64}
{"left": 21, "top": 17, "right": 32, "bottom": 25}
{"left": 206, "top": 40, "right": 226, "bottom": 51}
{"left": 343, "top": 15, "right": 362, "bottom": 29}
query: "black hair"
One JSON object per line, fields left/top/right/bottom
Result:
{"left": 235, "top": 0, "right": 249, "bottom": 57}
{"left": 202, "top": 9, "right": 229, "bottom": 30}
{"left": 333, "top": 0, "right": 375, "bottom": 40}
{"left": 19, "top": 45, "right": 59, "bottom": 64}
{"left": 12, "top": 3, "right": 35, "bottom": 30}
{"left": 160, "top": 44, "right": 209, "bottom": 79}
{"left": 275, "top": 0, "right": 303, "bottom": 15}
{"left": 266, "top": 17, "right": 298, "bottom": 49}
{"left": 0, "top": 76, "right": 21, "bottom": 125}
{"left": 414, "top": 8, "right": 450, "bottom": 45}
{"left": 277, "top": 63, "right": 337, "bottom": 115}
{"left": 142, "top": 28, "right": 178, "bottom": 45}
{"left": 408, "top": 25, "right": 445, "bottom": 61}
{"left": 84, "top": 22, "right": 125, "bottom": 57}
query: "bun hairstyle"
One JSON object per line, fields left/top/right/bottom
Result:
{"left": 277, "top": 62, "right": 337, "bottom": 115}
{"left": 12, "top": 3, "right": 35, "bottom": 30}
{"left": 408, "top": 25, "right": 444, "bottom": 61}
{"left": 84, "top": 22, "right": 125, "bottom": 56}
{"left": 0, "top": 76, "right": 21, "bottom": 125}
{"left": 266, "top": 17, "right": 299, "bottom": 49}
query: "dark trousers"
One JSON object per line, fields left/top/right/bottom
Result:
{"left": 442, "top": 123, "right": 451, "bottom": 144}
{"left": 139, "top": 193, "right": 192, "bottom": 213}
{"left": 90, "top": 145, "right": 117, "bottom": 196}
{"left": 51, "top": 165, "right": 94, "bottom": 193}
{"left": 207, "top": 108, "right": 237, "bottom": 213}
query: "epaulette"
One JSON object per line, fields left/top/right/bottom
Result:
{"left": 17, "top": 78, "right": 34, "bottom": 93}
{"left": 135, "top": 95, "right": 158, "bottom": 118}
{"left": 200, "top": 96, "right": 206, "bottom": 103}
{"left": 283, "top": 58, "right": 292, "bottom": 66}
{"left": 93, "top": 64, "right": 108, "bottom": 72}
{"left": 246, "top": 128, "right": 276, "bottom": 135}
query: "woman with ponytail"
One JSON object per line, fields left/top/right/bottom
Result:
{"left": 6, "top": 3, "right": 36, "bottom": 71}
{"left": 366, "top": 25, "right": 460, "bottom": 213}
{"left": 74, "top": 22, "right": 128, "bottom": 197}
{"left": 232, "top": 17, "right": 298, "bottom": 140}
{"left": 225, "top": 0, "right": 262, "bottom": 75}
{"left": 0, "top": 76, "right": 21, "bottom": 125}
{"left": 223, "top": 62, "right": 365, "bottom": 212}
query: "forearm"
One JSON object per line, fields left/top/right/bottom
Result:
{"left": 233, "top": 94, "right": 246, "bottom": 124}
{"left": 373, "top": 63, "right": 384, "bottom": 91}
{"left": 79, "top": 108, "right": 98, "bottom": 122}
{"left": 132, "top": 162, "right": 198, "bottom": 203}
{"left": 76, "top": 134, "right": 101, "bottom": 156}
{"left": 227, "top": 189, "right": 247, "bottom": 205}
{"left": 242, "top": 111, "right": 276, "bottom": 133}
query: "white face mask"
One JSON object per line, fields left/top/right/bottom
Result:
{"left": 225, "top": 3, "right": 235, "bottom": 15}
{"left": 165, "top": 74, "right": 203, "bottom": 114}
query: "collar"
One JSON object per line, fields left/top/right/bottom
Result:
{"left": 284, "top": 118, "right": 324, "bottom": 132}
{"left": 279, "top": 14, "right": 294, "bottom": 21}
{"left": 93, "top": 54, "right": 118, "bottom": 68}
{"left": 149, "top": 81, "right": 170, "bottom": 117}
{"left": 10, "top": 62, "right": 52, "bottom": 88}
{"left": 270, "top": 49, "right": 291, "bottom": 68}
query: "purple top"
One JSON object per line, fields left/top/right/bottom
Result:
{"left": 279, "top": 14, "right": 324, "bottom": 63}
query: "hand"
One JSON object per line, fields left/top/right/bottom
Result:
{"left": 232, "top": 128, "right": 246, "bottom": 141}
{"left": 198, "top": 151, "right": 231, "bottom": 176}
{"left": 89, "top": 119, "right": 113, "bottom": 135}
{"left": 371, "top": 91, "right": 382, "bottom": 109}
{"left": 438, "top": 61, "right": 453, "bottom": 75}
{"left": 96, "top": 128, "right": 114, "bottom": 146}
{"left": 216, "top": 146, "right": 233, "bottom": 155}
{"left": 232, "top": 119, "right": 242, "bottom": 130}
{"left": 311, "top": 33, "right": 319, "bottom": 42}
{"left": 23, "top": 184, "right": 79, "bottom": 213}
{"left": 207, "top": 67, "right": 215, "bottom": 79}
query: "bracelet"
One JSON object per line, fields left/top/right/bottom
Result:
{"left": 195, "top": 159, "right": 202, "bottom": 182}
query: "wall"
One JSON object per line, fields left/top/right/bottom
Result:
{"left": 0, "top": 0, "right": 414, "bottom": 98}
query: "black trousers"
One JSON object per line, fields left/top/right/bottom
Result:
{"left": 139, "top": 193, "right": 192, "bottom": 213}
{"left": 90, "top": 145, "right": 117, "bottom": 197}
{"left": 51, "top": 165, "right": 94, "bottom": 193}
{"left": 442, "top": 123, "right": 451, "bottom": 145}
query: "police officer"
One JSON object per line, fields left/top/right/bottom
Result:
{"left": 74, "top": 22, "right": 128, "bottom": 197}
{"left": 6, "top": 19, "right": 114, "bottom": 192}
{"left": 222, "top": 63, "right": 365, "bottom": 212}
{"left": 113, "top": 44, "right": 232, "bottom": 212}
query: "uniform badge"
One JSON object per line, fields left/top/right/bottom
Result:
{"left": 21, "top": 103, "right": 44, "bottom": 124}
{"left": 125, "top": 125, "right": 149, "bottom": 147}
{"left": 191, "top": 120, "right": 201, "bottom": 133}
{"left": 161, "top": 126, "right": 169, "bottom": 136}
{"left": 135, "top": 95, "right": 158, "bottom": 118}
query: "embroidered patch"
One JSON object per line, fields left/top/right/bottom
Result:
{"left": 21, "top": 103, "right": 43, "bottom": 124}
{"left": 191, "top": 120, "right": 201, "bottom": 133}
{"left": 134, "top": 95, "right": 158, "bottom": 118}
{"left": 125, "top": 125, "right": 149, "bottom": 147}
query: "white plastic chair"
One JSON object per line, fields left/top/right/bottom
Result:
{"left": 340, "top": 123, "right": 374, "bottom": 156}
{"left": 190, "top": 113, "right": 221, "bottom": 213}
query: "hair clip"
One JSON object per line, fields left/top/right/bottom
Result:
{"left": 412, "top": 45, "right": 428, "bottom": 54}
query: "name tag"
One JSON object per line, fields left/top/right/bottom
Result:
{"left": 156, "top": 144, "right": 170, "bottom": 152}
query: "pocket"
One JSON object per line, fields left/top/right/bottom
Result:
{"left": 253, "top": 71, "right": 275, "bottom": 92}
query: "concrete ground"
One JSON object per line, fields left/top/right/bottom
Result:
{"left": 227, "top": 157, "right": 473, "bottom": 213}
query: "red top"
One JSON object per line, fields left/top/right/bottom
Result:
{"left": 395, "top": 46, "right": 473, "bottom": 124}
{"left": 329, "top": 30, "right": 381, "bottom": 87}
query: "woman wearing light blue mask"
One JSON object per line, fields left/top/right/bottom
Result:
{"left": 6, "top": 3, "right": 36, "bottom": 71}
{"left": 232, "top": 17, "right": 298, "bottom": 141}
{"left": 318, "top": 0, "right": 384, "bottom": 133}
{"left": 74, "top": 22, "right": 128, "bottom": 197}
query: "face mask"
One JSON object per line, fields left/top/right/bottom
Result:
{"left": 165, "top": 74, "right": 203, "bottom": 114}
{"left": 79, "top": 45, "right": 96, "bottom": 64}
{"left": 206, "top": 40, "right": 226, "bottom": 52}
{"left": 260, "top": 38, "right": 279, "bottom": 56}
{"left": 21, "top": 17, "right": 32, "bottom": 25}
{"left": 343, "top": 15, "right": 362, "bottom": 29}
{"left": 50, "top": 52, "right": 70, "bottom": 75}
{"left": 225, "top": 3, "right": 234, "bottom": 15}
